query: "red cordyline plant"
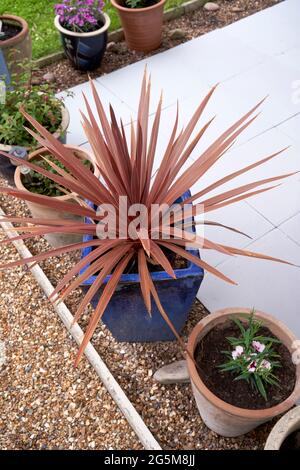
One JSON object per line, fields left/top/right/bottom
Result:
{"left": 0, "top": 70, "right": 295, "bottom": 365}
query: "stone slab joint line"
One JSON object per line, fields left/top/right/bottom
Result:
{"left": 0, "top": 205, "right": 162, "bottom": 451}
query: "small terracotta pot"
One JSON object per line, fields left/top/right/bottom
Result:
{"left": 265, "top": 406, "right": 300, "bottom": 450}
{"left": 0, "top": 101, "right": 70, "bottom": 185}
{"left": 186, "top": 308, "right": 300, "bottom": 437}
{"left": 0, "top": 15, "right": 32, "bottom": 81}
{"left": 111, "top": 0, "right": 165, "bottom": 52}
{"left": 14, "top": 145, "right": 99, "bottom": 248}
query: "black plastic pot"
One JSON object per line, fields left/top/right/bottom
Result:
{"left": 54, "top": 13, "right": 110, "bottom": 71}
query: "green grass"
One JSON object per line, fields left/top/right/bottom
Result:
{"left": 0, "top": 0, "right": 187, "bottom": 60}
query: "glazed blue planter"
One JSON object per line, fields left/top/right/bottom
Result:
{"left": 54, "top": 13, "right": 110, "bottom": 72}
{"left": 80, "top": 191, "right": 204, "bottom": 342}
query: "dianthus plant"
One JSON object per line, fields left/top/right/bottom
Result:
{"left": 219, "top": 312, "right": 282, "bottom": 400}
{"left": 55, "top": 0, "right": 104, "bottom": 32}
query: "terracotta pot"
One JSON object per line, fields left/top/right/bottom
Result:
{"left": 265, "top": 406, "right": 300, "bottom": 450}
{"left": 0, "top": 15, "right": 31, "bottom": 82}
{"left": 14, "top": 145, "right": 99, "bottom": 248}
{"left": 186, "top": 308, "right": 300, "bottom": 437}
{"left": 54, "top": 13, "right": 110, "bottom": 71}
{"left": 0, "top": 101, "right": 70, "bottom": 185}
{"left": 111, "top": 0, "right": 165, "bottom": 52}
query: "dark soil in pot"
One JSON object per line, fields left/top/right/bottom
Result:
{"left": 122, "top": 0, "right": 158, "bottom": 7}
{"left": 21, "top": 155, "right": 91, "bottom": 197}
{"left": 280, "top": 430, "right": 300, "bottom": 450}
{"left": 88, "top": 238, "right": 187, "bottom": 274}
{"left": 194, "top": 321, "right": 296, "bottom": 410}
{"left": 59, "top": 18, "right": 104, "bottom": 33}
{"left": 0, "top": 21, "right": 22, "bottom": 41}
{"left": 127, "top": 250, "right": 187, "bottom": 273}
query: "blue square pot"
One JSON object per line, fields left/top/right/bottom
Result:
{"left": 80, "top": 191, "right": 204, "bottom": 342}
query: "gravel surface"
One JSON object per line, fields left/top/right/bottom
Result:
{"left": 0, "top": 188, "right": 142, "bottom": 450}
{"left": 33, "top": 0, "right": 282, "bottom": 92}
{"left": 0, "top": 182, "right": 277, "bottom": 450}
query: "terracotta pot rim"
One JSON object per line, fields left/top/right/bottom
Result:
{"left": 187, "top": 307, "right": 300, "bottom": 420}
{"left": 54, "top": 13, "right": 110, "bottom": 38}
{"left": 0, "top": 14, "right": 29, "bottom": 47}
{"left": 14, "top": 144, "right": 98, "bottom": 201}
{"left": 0, "top": 100, "right": 70, "bottom": 153}
{"left": 111, "top": 0, "right": 166, "bottom": 13}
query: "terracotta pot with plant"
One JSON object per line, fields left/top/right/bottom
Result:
{"left": 14, "top": 145, "right": 99, "bottom": 248}
{"left": 186, "top": 308, "right": 300, "bottom": 437}
{"left": 0, "top": 66, "right": 70, "bottom": 185}
{"left": 0, "top": 14, "right": 31, "bottom": 84}
{"left": 54, "top": 0, "right": 110, "bottom": 71}
{"left": 111, "top": 0, "right": 165, "bottom": 52}
{"left": 0, "top": 70, "right": 297, "bottom": 361}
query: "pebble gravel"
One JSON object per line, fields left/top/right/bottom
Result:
{"left": 0, "top": 183, "right": 278, "bottom": 449}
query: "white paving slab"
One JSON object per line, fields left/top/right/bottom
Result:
{"left": 247, "top": 174, "right": 300, "bottom": 226}
{"left": 276, "top": 113, "right": 300, "bottom": 144}
{"left": 225, "top": 0, "right": 300, "bottom": 57}
{"left": 150, "top": 27, "right": 267, "bottom": 88}
{"left": 204, "top": 57, "right": 300, "bottom": 143}
{"left": 96, "top": 53, "right": 210, "bottom": 114}
{"left": 275, "top": 46, "right": 300, "bottom": 73}
{"left": 149, "top": 62, "right": 300, "bottom": 157}
{"left": 188, "top": 127, "right": 300, "bottom": 199}
{"left": 197, "top": 201, "right": 273, "bottom": 268}
{"left": 198, "top": 228, "right": 300, "bottom": 337}
{"left": 279, "top": 212, "right": 300, "bottom": 245}
{"left": 58, "top": 80, "right": 136, "bottom": 146}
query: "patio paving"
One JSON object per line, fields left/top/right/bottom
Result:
{"left": 60, "top": 0, "right": 300, "bottom": 338}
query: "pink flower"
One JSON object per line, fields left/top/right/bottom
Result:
{"left": 232, "top": 345, "right": 244, "bottom": 360}
{"left": 260, "top": 359, "right": 271, "bottom": 370}
{"left": 247, "top": 360, "right": 257, "bottom": 373}
{"left": 252, "top": 340, "right": 265, "bottom": 353}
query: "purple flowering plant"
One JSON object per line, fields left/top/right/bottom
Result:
{"left": 55, "top": 0, "right": 105, "bottom": 32}
{"left": 219, "top": 312, "right": 282, "bottom": 400}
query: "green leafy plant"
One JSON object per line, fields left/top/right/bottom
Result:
{"left": 0, "top": 70, "right": 295, "bottom": 365}
{"left": 22, "top": 155, "right": 91, "bottom": 197}
{"left": 125, "top": 0, "right": 154, "bottom": 9}
{"left": 0, "top": 64, "right": 64, "bottom": 148}
{"left": 219, "top": 312, "right": 282, "bottom": 400}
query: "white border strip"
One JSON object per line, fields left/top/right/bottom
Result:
{"left": 0, "top": 206, "right": 162, "bottom": 451}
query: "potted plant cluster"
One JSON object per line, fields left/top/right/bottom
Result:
{"left": 186, "top": 308, "right": 300, "bottom": 437}
{"left": 0, "top": 14, "right": 31, "bottom": 84}
{"left": 111, "top": 0, "right": 166, "bottom": 52}
{"left": 54, "top": 0, "right": 110, "bottom": 71}
{"left": 14, "top": 145, "right": 99, "bottom": 248}
{"left": 0, "top": 71, "right": 296, "bottom": 366}
{"left": 0, "top": 66, "right": 70, "bottom": 185}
